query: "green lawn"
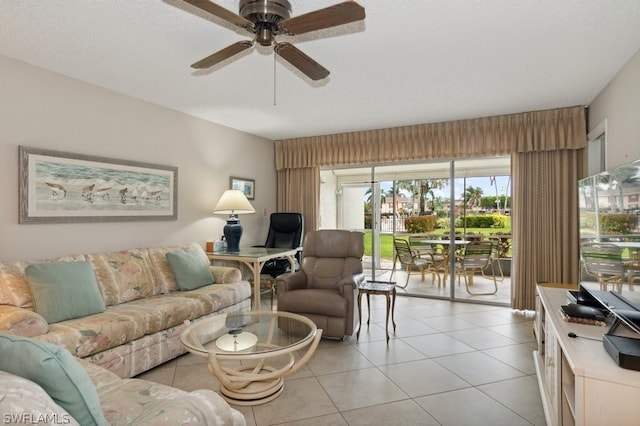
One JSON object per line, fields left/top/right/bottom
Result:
{"left": 364, "top": 226, "right": 511, "bottom": 259}
{"left": 364, "top": 232, "right": 395, "bottom": 259}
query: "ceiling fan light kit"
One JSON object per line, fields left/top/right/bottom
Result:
{"left": 182, "top": 0, "right": 365, "bottom": 81}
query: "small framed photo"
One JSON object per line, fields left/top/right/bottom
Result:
{"left": 230, "top": 176, "right": 255, "bottom": 200}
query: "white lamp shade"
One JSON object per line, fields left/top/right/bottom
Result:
{"left": 213, "top": 190, "right": 255, "bottom": 215}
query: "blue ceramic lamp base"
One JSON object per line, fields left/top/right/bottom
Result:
{"left": 223, "top": 217, "right": 243, "bottom": 252}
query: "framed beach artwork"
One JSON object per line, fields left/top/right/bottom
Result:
{"left": 19, "top": 146, "right": 178, "bottom": 224}
{"left": 230, "top": 176, "right": 255, "bottom": 200}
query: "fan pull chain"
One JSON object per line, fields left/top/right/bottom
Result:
{"left": 273, "top": 53, "right": 277, "bottom": 106}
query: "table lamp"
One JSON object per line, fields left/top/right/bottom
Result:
{"left": 213, "top": 189, "right": 255, "bottom": 252}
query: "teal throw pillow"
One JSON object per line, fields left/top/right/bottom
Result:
{"left": 166, "top": 247, "right": 215, "bottom": 290}
{"left": 26, "top": 261, "right": 105, "bottom": 324}
{"left": 0, "top": 333, "right": 108, "bottom": 425}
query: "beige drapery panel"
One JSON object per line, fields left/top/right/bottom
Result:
{"left": 276, "top": 166, "right": 319, "bottom": 234}
{"left": 275, "top": 106, "right": 586, "bottom": 310}
{"left": 511, "top": 149, "right": 585, "bottom": 310}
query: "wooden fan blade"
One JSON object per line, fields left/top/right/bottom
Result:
{"left": 275, "top": 42, "right": 329, "bottom": 81}
{"left": 279, "top": 1, "right": 365, "bottom": 35}
{"left": 182, "top": 0, "right": 254, "bottom": 31}
{"left": 191, "top": 41, "right": 254, "bottom": 69}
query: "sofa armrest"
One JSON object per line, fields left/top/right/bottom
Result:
{"left": 0, "top": 305, "right": 49, "bottom": 337}
{"left": 275, "top": 271, "right": 308, "bottom": 293}
{"left": 0, "top": 371, "right": 80, "bottom": 426}
{"left": 171, "top": 389, "right": 246, "bottom": 426}
{"left": 210, "top": 266, "right": 242, "bottom": 284}
{"left": 96, "top": 377, "right": 246, "bottom": 425}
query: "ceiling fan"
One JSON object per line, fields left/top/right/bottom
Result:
{"left": 182, "top": 0, "right": 365, "bottom": 80}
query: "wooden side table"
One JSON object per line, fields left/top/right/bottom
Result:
{"left": 356, "top": 280, "right": 397, "bottom": 343}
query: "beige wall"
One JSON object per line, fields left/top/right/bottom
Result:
{"left": 0, "top": 56, "right": 276, "bottom": 261}
{"left": 589, "top": 48, "right": 640, "bottom": 168}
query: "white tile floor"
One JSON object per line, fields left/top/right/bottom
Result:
{"left": 137, "top": 294, "right": 545, "bottom": 425}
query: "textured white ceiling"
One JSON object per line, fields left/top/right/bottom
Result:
{"left": 2, "top": 0, "right": 640, "bottom": 140}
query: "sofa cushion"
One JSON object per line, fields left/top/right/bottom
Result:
{"left": 166, "top": 247, "right": 215, "bottom": 290}
{"left": 35, "top": 307, "right": 148, "bottom": 358}
{"left": 0, "top": 255, "right": 86, "bottom": 309}
{"left": 87, "top": 249, "right": 158, "bottom": 305}
{"left": 26, "top": 261, "right": 105, "bottom": 324}
{"left": 109, "top": 295, "right": 207, "bottom": 335}
{"left": 169, "top": 282, "right": 253, "bottom": 312}
{"left": 0, "top": 333, "right": 107, "bottom": 426}
{"left": 0, "top": 371, "right": 80, "bottom": 426}
{"left": 147, "top": 243, "right": 200, "bottom": 293}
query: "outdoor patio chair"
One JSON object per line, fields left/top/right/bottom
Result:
{"left": 391, "top": 238, "right": 435, "bottom": 288}
{"left": 581, "top": 242, "right": 626, "bottom": 292}
{"left": 448, "top": 241, "right": 498, "bottom": 295}
{"left": 408, "top": 235, "right": 446, "bottom": 284}
{"left": 486, "top": 236, "right": 506, "bottom": 282}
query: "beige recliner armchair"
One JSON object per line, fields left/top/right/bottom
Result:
{"left": 276, "top": 230, "right": 365, "bottom": 339}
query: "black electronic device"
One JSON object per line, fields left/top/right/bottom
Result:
{"left": 585, "top": 287, "right": 640, "bottom": 334}
{"left": 561, "top": 303, "right": 607, "bottom": 322}
{"left": 579, "top": 285, "right": 640, "bottom": 370}
{"left": 568, "top": 287, "right": 606, "bottom": 309}
{"left": 603, "top": 321, "right": 640, "bottom": 371}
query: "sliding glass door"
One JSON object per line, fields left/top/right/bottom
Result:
{"left": 320, "top": 167, "right": 378, "bottom": 271}
{"left": 320, "top": 156, "right": 511, "bottom": 305}
{"left": 451, "top": 159, "right": 512, "bottom": 301}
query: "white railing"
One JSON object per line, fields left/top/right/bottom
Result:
{"left": 379, "top": 217, "right": 405, "bottom": 233}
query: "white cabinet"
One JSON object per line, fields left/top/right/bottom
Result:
{"left": 534, "top": 285, "right": 640, "bottom": 426}
{"left": 544, "top": 318, "right": 559, "bottom": 423}
{"left": 534, "top": 285, "right": 562, "bottom": 425}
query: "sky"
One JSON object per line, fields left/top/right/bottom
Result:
{"left": 380, "top": 175, "right": 511, "bottom": 199}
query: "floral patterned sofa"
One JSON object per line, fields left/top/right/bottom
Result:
{"left": 0, "top": 242, "right": 252, "bottom": 378}
{"left": 0, "top": 350, "right": 245, "bottom": 425}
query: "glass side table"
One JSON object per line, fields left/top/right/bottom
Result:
{"left": 356, "top": 280, "right": 397, "bottom": 343}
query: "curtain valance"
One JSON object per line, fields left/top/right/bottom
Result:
{"left": 275, "top": 106, "right": 586, "bottom": 170}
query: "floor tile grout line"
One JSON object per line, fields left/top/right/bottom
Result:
{"left": 151, "top": 293, "right": 541, "bottom": 425}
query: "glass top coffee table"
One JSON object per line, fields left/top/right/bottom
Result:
{"left": 180, "top": 311, "right": 321, "bottom": 405}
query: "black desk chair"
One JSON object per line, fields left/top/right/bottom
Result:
{"left": 255, "top": 212, "right": 303, "bottom": 308}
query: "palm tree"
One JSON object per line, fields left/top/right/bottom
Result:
{"left": 489, "top": 176, "right": 500, "bottom": 212}
{"left": 395, "top": 181, "right": 419, "bottom": 214}
{"left": 419, "top": 179, "right": 447, "bottom": 214}
{"left": 489, "top": 175, "right": 511, "bottom": 214}
{"left": 396, "top": 179, "right": 448, "bottom": 215}
{"left": 502, "top": 176, "right": 512, "bottom": 212}
{"left": 463, "top": 186, "right": 484, "bottom": 210}
{"left": 364, "top": 187, "right": 388, "bottom": 213}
